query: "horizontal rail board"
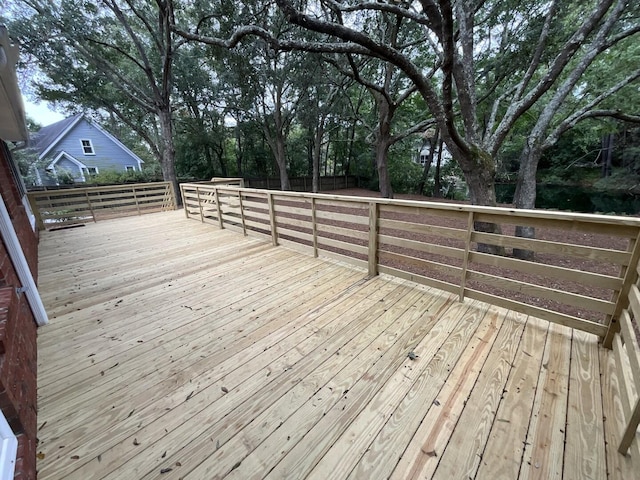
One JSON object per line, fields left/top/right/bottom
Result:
{"left": 466, "top": 289, "right": 607, "bottom": 337}
{"left": 317, "top": 248, "right": 368, "bottom": 270}
{"left": 315, "top": 209, "right": 369, "bottom": 226}
{"left": 244, "top": 218, "right": 271, "bottom": 231}
{"left": 465, "top": 270, "right": 615, "bottom": 315}
{"left": 273, "top": 203, "right": 313, "bottom": 217}
{"left": 277, "top": 225, "right": 313, "bottom": 243}
{"left": 317, "top": 237, "right": 368, "bottom": 256}
{"left": 380, "top": 203, "right": 468, "bottom": 221}
{"left": 379, "top": 234, "right": 465, "bottom": 260}
{"left": 314, "top": 198, "right": 368, "bottom": 210}
{"left": 243, "top": 210, "right": 270, "bottom": 223}
{"left": 378, "top": 218, "right": 467, "bottom": 240}
{"left": 474, "top": 212, "right": 640, "bottom": 238}
{"left": 378, "top": 265, "right": 459, "bottom": 295}
{"left": 276, "top": 217, "right": 312, "bottom": 231}
{"left": 30, "top": 181, "right": 171, "bottom": 197}
{"left": 316, "top": 224, "right": 368, "bottom": 241}
{"left": 468, "top": 251, "right": 623, "bottom": 290}
{"left": 472, "top": 231, "right": 630, "bottom": 265}
{"left": 379, "top": 250, "right": 462, "bottom": 278}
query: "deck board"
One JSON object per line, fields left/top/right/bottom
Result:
{"left": 34, "top": 210, "right": 632, "bottom": 479}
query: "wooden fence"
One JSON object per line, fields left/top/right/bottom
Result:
{"left": 181, "top": 181, "right": 640, "bottom": 455}
{"left": 28, "top": 182, "right": 176, "bottom": 230}
{"left": 244, "top": 175, "right": 358, "bottom": 192}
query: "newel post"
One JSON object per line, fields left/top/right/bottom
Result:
{"left": 368, "top": 201, "right": 379, "bottom": 277}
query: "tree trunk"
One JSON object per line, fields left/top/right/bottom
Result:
{"left": 374, "top": 98, "right": 394, "bottom": 198}
{"left": 158, "top": 109, "right": 181, "bottom": 206}
{"left": 512, "top": 143, "right": 542, "bottom": 260}
{"left": 601, "top": 133, "right": 614, "bottom": 177}
{"left": 312, "top": 121, "right": 324, "bottom": 193}
{"left": 274, "top": 134, "right": 291, "bottom": 190}
{"left": 433, "top": 140, "right": 443, "bottom": 197}
{"left": 417, "top": 128, "right": 438, "bottom": 195}
{"left": 457, "top": 147, "right": 504, "bottom": 254}
{"left": 234, "top": 126, "right": 243, "bottom": 177}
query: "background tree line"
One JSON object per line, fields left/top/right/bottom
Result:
{"left": 3, "top": 0, "right": 640, "bottom": 211}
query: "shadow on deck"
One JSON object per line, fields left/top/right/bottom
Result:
{"left": 35, "top": 210, "right": 638, "bottom": 479}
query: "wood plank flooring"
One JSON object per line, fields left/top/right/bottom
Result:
{"left": 35, "top": 210, "right": 634, "bottom": 479}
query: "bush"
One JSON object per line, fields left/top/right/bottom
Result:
{"left": 85, "top": 165, "right": 163, "bottom": 186}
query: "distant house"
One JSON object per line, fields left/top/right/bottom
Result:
{"left": 416, "top": 141, "right": 452, "bottom": 168}
{"left": 30, "top": 114, "right": 144, "bottom": 185}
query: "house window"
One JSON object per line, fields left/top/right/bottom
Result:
{"left": 80, "top": 139, "right": 95, "bottom": 155}
{"left": 125, "top": 165, "right": 136, "bottom": 172}
{"left": 82, "top": 167, "right": 99, "bottom": 176}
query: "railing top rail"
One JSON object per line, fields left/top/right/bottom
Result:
{"left": 180, "top": 183, "right": 640, "bottom": 230}
{"left": 28, "top": 181, "right": 171, "bottom": 197}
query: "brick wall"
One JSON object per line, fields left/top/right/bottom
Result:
{"left": 0, "top": 141, "right": 39, "bottom": 480}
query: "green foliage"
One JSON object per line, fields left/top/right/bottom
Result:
{"left": 388, "top": 155, "right": 423, "bottom": 194}
{"left": 82, "top": 167, "right": 162, "bottom": 186}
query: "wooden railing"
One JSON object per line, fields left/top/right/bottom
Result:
{"left": 28, "top": 182, "right": 176, "bottom": 230}
{"left": 181, "top": 181, "right": 640, "bottom": 453}
{"left": 608, "top": 270, "right": 640, "bottom": 456}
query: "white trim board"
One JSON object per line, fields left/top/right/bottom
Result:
{"left": 0, "top": 193, "right": 48, "bottom": 327}
{"left": 0, "top": 408, "right": 17, "bottom": 480}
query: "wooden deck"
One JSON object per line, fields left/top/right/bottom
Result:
{"left": 35, "top": 210, "right": 638, "bottom": 479}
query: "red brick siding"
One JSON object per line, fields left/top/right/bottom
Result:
{"left": 1, "top": 142, "right": 39, "bottom": 480}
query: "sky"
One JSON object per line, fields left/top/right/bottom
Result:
{"left": 23, "top": 99, "right": 66, "bottom": 126}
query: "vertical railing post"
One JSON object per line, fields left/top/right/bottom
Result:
{"left": 604, "top": 230, "right": 640, "bottom": 347}
{"left": 368, "top": 201, "right": 379, "bottom": 277}
{"left": 196, "top": 187, "right": 204, "bottom": 223}
{"left": 459, "top": 211, "right": 475, "bottom": 301}
{"left": 132, "top": 186, "right": 141, "bottom": 215}
{"left": 168, "top": 180, "right": 178, "bottom": 210}
{"left": 311, "top": 197, "right": 318, "bottom": 258}
{"left": 238, "top": 191, "right": 247, "bottom": 236}
{"left": 181, "top": 185, "right": 189, "bottom": 218}
{"left": 84, "top": 189, "right": 96, "bottom": 223}
{"left": 267, "top": 192, "right": 278, "bottom": 246}
{"left": 214, "top": 188, "right": 224, "bottom": 229}
{"left": 27, "top": 193, "right": 45, "bottom": 231}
